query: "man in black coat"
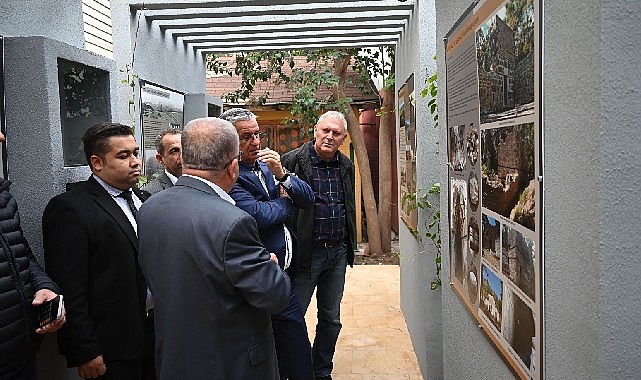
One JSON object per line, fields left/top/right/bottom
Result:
{"left": 43, "top": 123, "right": 153, "bottom": 380}
{"left": 0, "top": 131, "right": 66, "bottom": 380}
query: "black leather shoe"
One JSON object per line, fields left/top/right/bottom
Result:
{"left": 315, "top": 376, "right": 332, "bottom": 380}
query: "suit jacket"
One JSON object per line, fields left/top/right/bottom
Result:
{"left": 229, "top": 161, "right": 313, "bottom": 277}
{"left": 141, "top": 171, "right": 173, "bottom": 195}
{"left": 42, "top": 176, "right": 149, "bottom": 367}
{"left": 281, "top": 141, "right": 357, "bottom": 269}
{"left": 137, "top": 175, "right": 291, "bottom": 380}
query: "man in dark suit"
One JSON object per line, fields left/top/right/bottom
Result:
{"left": 43, "top": 123, "right": 154, "bottom": 380}
{"left": 138, "top": 117, "right": 291, "bottom": 380}
{"left": 222, "top": 108, "right": 314, "bottom": 380}
{"left": 281, "top": 111, "right": 357, "bottom": 380}
{"left": 142, "top": 129, "right": 182, "bottom": 194}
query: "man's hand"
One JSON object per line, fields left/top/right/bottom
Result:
{"left": 78, "top": 355, "right": 107, "bottom": 378}
{"left": 269, "top": 253, "right": 279, "bottom": 265}
{"left": 257, "top": 148, "right": 286, "bottom": 179}
{"left": 32, "top": 289, "right": 66, "bottom": 334}
{"left": 278, "top": 184, "right": 290, "bottom": 198}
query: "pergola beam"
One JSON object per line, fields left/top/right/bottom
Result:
{"left": 129, "top": 0, "right": 411, "bottom": 54}
{"left": 171, "top": 20, "right": 405, "bottom": 38}
{"left": 198, "top": 39, "right": 396, "bottom": 54}
{"left": 141, "top": 1, "right": 413, "bottom": 21}
{"left": 183, "top": 27, "right": 403, "bottom": 45}
{"left": 131, "top": 0, "right": 414, "bottom": 11}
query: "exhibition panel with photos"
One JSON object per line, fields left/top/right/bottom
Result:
{"left": 139, "top": 81, "right": 184, "bottom": 178}
{"left": 398, "top": 73, "right": 418, "bottom": 232}
{"left": 445, "top": 0, "right": 540, "bottom": 378}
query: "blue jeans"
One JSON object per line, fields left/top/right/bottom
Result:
{"left": 295, "top": 242, "right": 347, "bottom": 378}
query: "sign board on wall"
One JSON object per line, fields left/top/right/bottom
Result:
{"left": 398, "top": 74, "right": 418, "bottom": 233}
{"left": 444, "top": 0, "right": 541, "bottom": 378}
{"left": 139, "top": 81, "right": 184, "bottom": 179}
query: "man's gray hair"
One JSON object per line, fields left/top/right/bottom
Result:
{"left": 219, "top": 108, "right": 257, "bottom": 126}
{"left": 182, "top": 117, "right": 239, "bottom": 171}
{"left": 317, "top": 111, "right": 348, "bottom": 132}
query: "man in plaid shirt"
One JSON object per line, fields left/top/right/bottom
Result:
{"left": 281, "top": 111, "right": 356, "bottom": 380}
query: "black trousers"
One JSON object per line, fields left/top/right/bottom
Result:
{"left": 90, "top": 316, "right": 155, "bottom": 380}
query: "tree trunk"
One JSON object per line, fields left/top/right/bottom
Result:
{"left": 333, "top": 54, "right": 383, "bottom": 256}
{"left": 378, "top": 86, "right": 394, "bottom": 253}
{"left": 345, "top": 108, "right": 382, "bottom": 256}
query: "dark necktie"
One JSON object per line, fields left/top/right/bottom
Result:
{"left": 252, "top": 163, "right": 268, "bottom": 193}
{"left": 119, "top": 190, "right": 137, "bottom": 220}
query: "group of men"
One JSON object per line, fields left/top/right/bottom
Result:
{"left": 0, "top": 109, "right": 355, "bottom": 380}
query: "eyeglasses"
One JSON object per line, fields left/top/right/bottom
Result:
{"left": 223, "top": 151, "right": 243, "bottom": 169}
{"left": 239, "top": 132, "right": 268, "bottom": 144}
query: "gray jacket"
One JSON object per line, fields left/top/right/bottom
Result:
{"left": 142, "top": 171, "right": 174, "bottom": 195}
{"left": 138, "top": 176, "right": 290, "bottom": 380}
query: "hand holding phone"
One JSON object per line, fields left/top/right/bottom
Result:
{"left": 34, "top": 294, "right": 64, "bottom": 328}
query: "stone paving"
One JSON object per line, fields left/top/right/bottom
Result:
{"left": 304, "top": 265, "right": 423, "bottom": 380}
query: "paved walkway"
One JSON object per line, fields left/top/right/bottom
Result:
{"left": 304, "top": 265, "right": 423, "bottom": 380}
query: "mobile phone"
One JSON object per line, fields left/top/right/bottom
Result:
{"left": 34, "top": 295, "right": 63, "bottom": 328}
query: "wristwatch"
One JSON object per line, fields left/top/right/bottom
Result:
{"left": 276, "top": 169, "right": 290, "bottom": 182}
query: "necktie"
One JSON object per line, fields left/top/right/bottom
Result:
{"left": 119, "top": 190, "right": 137, "bottom": 220}
{"left": 252, "top": 164, "right": 268, "bottom": 193}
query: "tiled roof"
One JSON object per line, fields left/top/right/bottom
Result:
{"left": 206, "top": 55, "right": 380, "bottom": 106}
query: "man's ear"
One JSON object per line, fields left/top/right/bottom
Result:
{"left": 156, "top": 153, "right": 165, "bottom": 166}
{"left": 90, "top": 155, "right": 103, "bottom": 172}
{"left": 226, "top": 160, "right": 237, "bottom": 181}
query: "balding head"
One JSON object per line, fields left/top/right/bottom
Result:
{"left": 182, "top": 118, "right": 239, "bottom": 171}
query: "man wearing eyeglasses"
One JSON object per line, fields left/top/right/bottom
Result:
{"left": 137, "top": 117, "right": 290, "bottom": 379}
{"left": 221, "top": 108, "right": 315, "bottom": 380}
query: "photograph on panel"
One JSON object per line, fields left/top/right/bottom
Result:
{"left": 140, "top": 82, "right": 184, "bottom": 178}
{"left": 467, "top": 216, "right": 480, "bottom": 303}
{"left": 467, "top": 261, "right": 479, "bottom": 304}
{"left": 469, "top": 171, "right": 479, "bottom": 212}
{"left": 480, "top": 264, "right": 503, "bottom": 331}
{"left": 450, "top": 178, "right": 468, "bottom": 284}
{"left": 502, "top": 287, "right": 536, "bottom": 377}
{"left": 467, "top": 126, "right": 479, "bottom": 166}
{"left": 501, "top": 224, "right": 535, "bottom": 301}
{"left": 449, "top": 124, "right": 467, "bottom": 171}
{"left": 481, "top": 122, "right": 535, "bottom": 231}
{"left": 476, "top": 0, "right": 535, "bottom": 124}
{"left": 481, "top": 214, "right": 501, "bottom": 270}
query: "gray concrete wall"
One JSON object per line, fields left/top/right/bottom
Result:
{"left": 543, "top": 1, "right": 641, "bottom": 378}
{"left": 0, "top": 0, "right": 85, "bottom": 48}
{"left": 392, "top": 0, "right": 641, "bottom": 378}
{"left": 598, "top": 2, "right": 641, "bottom": 377}
{"left": 542, "top": 2, "right": 601, "bottom": 378}
{"left": 396, "top": 0, "right": 443, "bottom": 379}
{"left": 3, "top": 37, "right": 115, "bottom": 263}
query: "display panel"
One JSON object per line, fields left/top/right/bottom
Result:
{"left": 139, "top": 81, "right": 184, "bottom": 179}
{"left": 444, "top": 0, "right": 541, "bottom": 378}
{"left": 58, "top": 59, "right": 110, "bottom": 166}
{"left": 399, "top": 74, "right": 418, "bottom": 233}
